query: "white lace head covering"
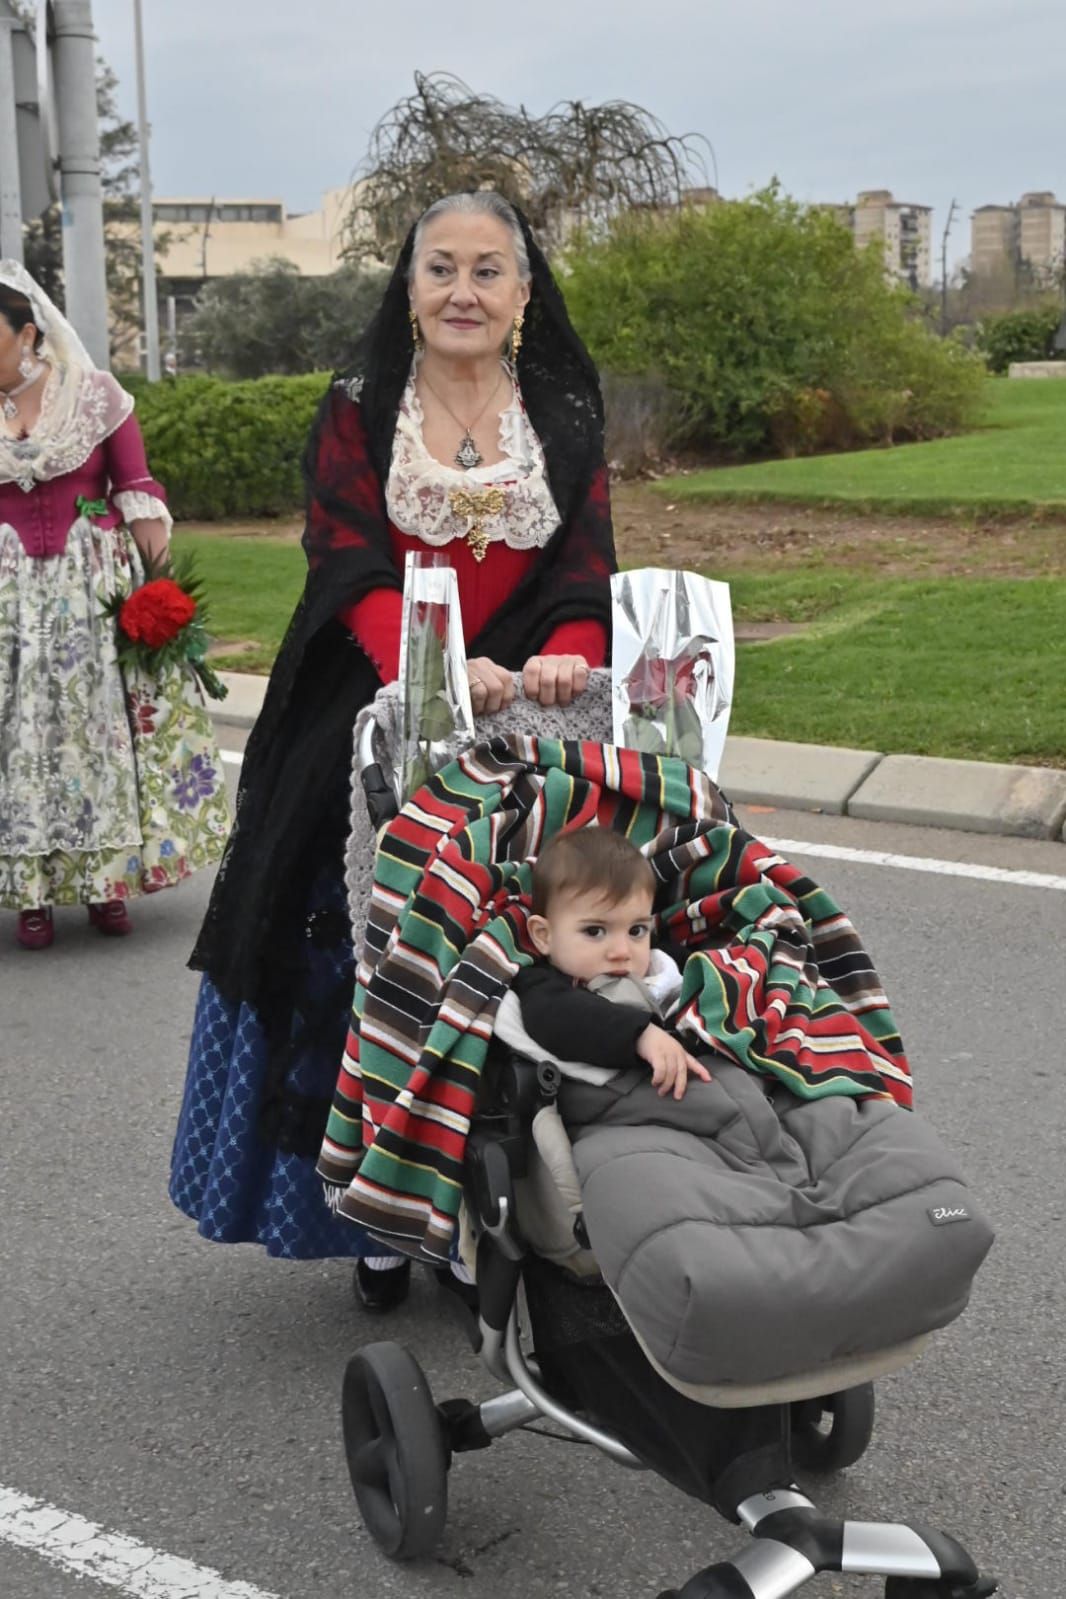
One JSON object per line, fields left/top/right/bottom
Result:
{"left": 0, "top": 258, "right": 95, "bottom": 370}
{"left": 0, "top": 259, "right": 132, "bottom": 490}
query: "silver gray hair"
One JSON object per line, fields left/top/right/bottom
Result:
{"left": 408, "top": 192, "right": 531, "bottom": 283}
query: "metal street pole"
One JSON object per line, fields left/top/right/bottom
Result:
{"left": 940, "top": 197, "right": 957, "bottom": 337}
{"left": 0, "top": 6, "right": 24, "bottom": 261}
{"left": 132, "top": 0, "right": 159, "bottom": 378}
{"left": 52, "top": 0, "right": 109, "bottom": 365}
{"left": 164, "top": 290, "right": 176, "bottom": 373}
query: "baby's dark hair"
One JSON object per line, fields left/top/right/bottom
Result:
{"left": 531, "top": 827, "right": 656, "bottom": 917}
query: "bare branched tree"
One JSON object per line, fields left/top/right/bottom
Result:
{"left": 345, "top": 72, "right": 710, "bottom": 260}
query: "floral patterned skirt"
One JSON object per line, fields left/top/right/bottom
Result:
{"left": 0, "top": 517, "right": 231, "bottom": 910}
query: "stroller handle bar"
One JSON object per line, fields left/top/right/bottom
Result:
{"left": 356, "top": 669, "right": 617, "bottom": 834}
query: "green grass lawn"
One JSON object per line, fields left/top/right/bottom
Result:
{"left": 176, "top": 530, "right": 1066, "bottom": 767}
{"left": 661, "top": 378, "right": 1066, "bottom": 515}
{"left": 728, "top": 572, "right": 1066, "bottom": 766}
{"left": 174, "top": 532, "right": 305, "bottom": 673}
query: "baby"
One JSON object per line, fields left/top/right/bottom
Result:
{"left": 512, "top": 827, "right": 711, "bottom": 1101}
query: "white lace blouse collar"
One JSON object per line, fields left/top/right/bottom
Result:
{"left": 385, "top": 360, "right": 560, "bottom": 556}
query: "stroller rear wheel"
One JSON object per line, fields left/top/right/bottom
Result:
{"left": 791, "top": 1382, "right": 875, "bottom": 1472}
{"left": 342, "top": 1341, "right": 448, "bottom": 1558}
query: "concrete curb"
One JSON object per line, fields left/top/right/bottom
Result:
{"left": 718, "top": 737, "right": 881, "bottom": 818}
{"left": 211, "top": 673, "right": 1066, "bottom": 844}
{"left": 212, "top": 671, "right": 265, "bottom": 730}
{"left": 848, "top": 753, "right": 1066, "bottom": 839}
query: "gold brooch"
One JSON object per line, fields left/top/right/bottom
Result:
{"left": 448, "top": 486, "right": 506, "bottom": 562}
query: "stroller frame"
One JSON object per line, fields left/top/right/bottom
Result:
{"left": 341, "top": 1056, "right": 996, "bottom": 1599}
{"left": 342, "top": 718, "right": 996, "bottom": 1597}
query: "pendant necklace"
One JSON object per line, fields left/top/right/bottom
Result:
{"left": 420, "top": 367, "right": 506, "bottom": 471}
{"left": 1, "top": 361, "right": 45, "bottom": 423}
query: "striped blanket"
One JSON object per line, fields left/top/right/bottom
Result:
{"left": 317, "top": 737, "right": 911, "bottom": 1262}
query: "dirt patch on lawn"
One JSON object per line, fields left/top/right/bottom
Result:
{"left": 182, "top": 486, "right": 1066, "bottom": 580}
{"left": 183, "top": 515, "right": 305, "bottom": 542}
{"left": 610, "top": 483, "right": 1066, "bottom": 579}
{"left": 205, "top": 639, "right": 260, "bottom": 659}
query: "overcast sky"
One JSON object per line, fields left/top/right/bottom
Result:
{"left": 89, "top": 0, "right": 1064, "bottom": 270}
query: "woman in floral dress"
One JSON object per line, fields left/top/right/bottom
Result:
{"left": 0, "top": 261, "right": 229, "bottom": 949}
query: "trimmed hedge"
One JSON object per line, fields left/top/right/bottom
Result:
{"left": 122, "top": 371, "right": 330, "bottom": 520}
{"left": 974, "top": 304, "right": 1064, "bottom": 375}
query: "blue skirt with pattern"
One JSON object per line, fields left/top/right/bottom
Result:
{"left": 169, "top": 864, "right": 375, "bottom": 1260}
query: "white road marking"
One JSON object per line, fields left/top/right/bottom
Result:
{"left": 762, "top": 835, "right": 1066, "bottom": 894}
{"left": 0, "top": 1486, "right": 283, "bottom": 1599}
{"left": 218, "top": 748, "right": 1066, "bottom": 893}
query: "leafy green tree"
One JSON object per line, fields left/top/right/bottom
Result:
{"left": 563, "top": 183, "right": 985, "bottom": 456}
{"left": 184, "top": 257, "right": 387, "bottom": 378}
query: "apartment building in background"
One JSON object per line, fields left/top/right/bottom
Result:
{"left": 835, "top": 190, "right": 933, "bottom": 287}
{"left": 971, "top": 192, "right": 1066, "bottom": 282}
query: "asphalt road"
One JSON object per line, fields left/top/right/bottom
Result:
{"left": 1, "top": 767, "right": 1063, "bottom": 1599}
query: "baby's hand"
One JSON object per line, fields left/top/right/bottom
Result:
{"left": 636, "top": 1023, "right": 712, "bottom": 1101}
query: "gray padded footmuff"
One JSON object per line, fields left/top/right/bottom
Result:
{"left": 566, "top": 1063, "right": 994, "bottom": 1389}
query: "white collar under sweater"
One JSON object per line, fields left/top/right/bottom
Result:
{"left": 493, "top": 948, "right": 684, "bottom": 1088}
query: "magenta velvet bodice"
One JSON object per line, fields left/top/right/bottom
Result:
{"left": 0, "top": 413, "right": 167, "bottom": 558}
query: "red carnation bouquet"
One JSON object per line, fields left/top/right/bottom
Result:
{"left": 121, "top": 579, "right": 197, "bottom": 647}
{"left": 103, "top": 555, "right": 228, "bottom": 701}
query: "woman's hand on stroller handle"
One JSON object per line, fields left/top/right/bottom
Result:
{"left": 637, "top": 1023, "right": 713, "bottom": 1101}
{"left": 465, "top": 654, "right": 593, "bottom": 714}
{"left": 523, "top": 654, "right": 590, "bottom": 708}
{"left": 467, "top": 657, "right": 517, "bottom": 715}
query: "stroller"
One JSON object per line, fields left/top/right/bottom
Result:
{"left": 328, "top": 675, "right": 997, "bottom": 1599}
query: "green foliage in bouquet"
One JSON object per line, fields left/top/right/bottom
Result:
{"left": 623, "top": 700, "right": 704, "bottom": 765}
{"left": 623, "top": 648, "right": 708, "bottom": 765}
{"left": 402, "top": 601, "right": 457, "bottom": 798}
{"left": 99, "top": 531, "right": 228, "bottom": 701}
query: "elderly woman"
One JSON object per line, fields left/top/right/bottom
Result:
{"left": 0, "top": 262, "right": 228, "bottom": 949}
{"left": 170, "top": 193, "right": 615, "bottom": 1307}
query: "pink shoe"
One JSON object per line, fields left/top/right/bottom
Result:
{"left": 17, "top": 907, "right": 54, "bottom": 950}
{"left": 87, "top": 900, "right": 133, "bottom": 937}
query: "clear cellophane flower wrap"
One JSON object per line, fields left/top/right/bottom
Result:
{"left": 397, "top": 551, "right": 475, "bottom": 803}
{"left": 611, "top": 568, "right": 735, "bottom": 780}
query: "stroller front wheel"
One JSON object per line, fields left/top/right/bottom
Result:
{"left": 342, "top": 1341, "right": 448, "bottom": 1559}
{"left": 791, "top": 1381, "right": 875, "bottom": 1473}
